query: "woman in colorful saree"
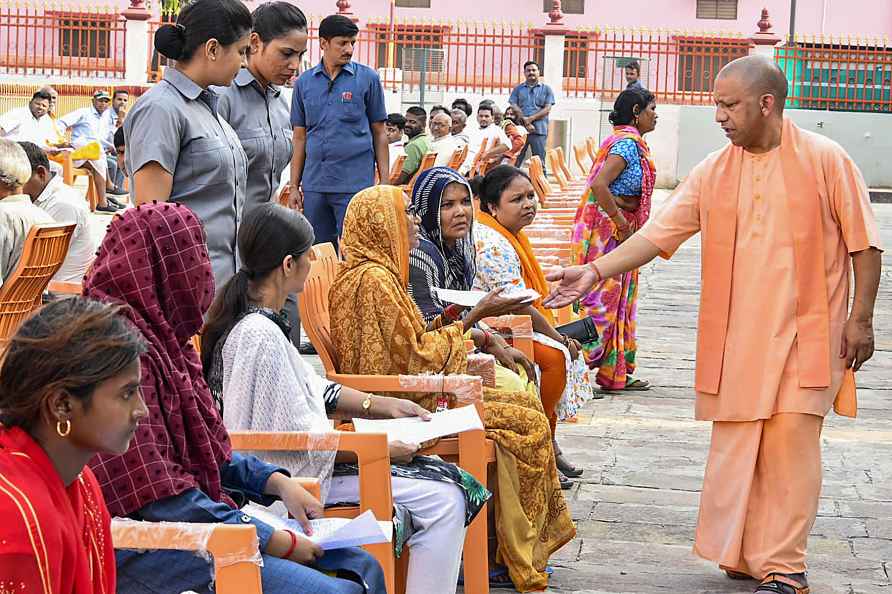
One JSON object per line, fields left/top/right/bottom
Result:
{"left": 329, "top": 185, "right": 576, "bottom": 592}
{"left": 0, "top": 297, "right": 148, "bottom": 593}
{"left": 570, "top": 87, "right": 658, "bottom": 393}
{"left": 83, "top": 203, "right": 384, "bottom": 594}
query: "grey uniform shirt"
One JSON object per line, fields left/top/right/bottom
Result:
{"left": 215, "top": 68, "right": 292, "bottom": 215}
{"left": 124, "top": 68, "right": 248, "bottom": 288}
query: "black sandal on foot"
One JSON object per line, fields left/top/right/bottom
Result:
{"left": 754, "top": 574, "right": 810, "bottom": 594}
{"left": 555, "top": 453, "right": 583, "bottom": 478}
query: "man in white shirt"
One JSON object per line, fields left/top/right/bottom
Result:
{"left": 450, "top": 109, "right": 470, "bottom": 145}
{"left": 0, "top": 139, "right": 54, "bottom": 285}
{"left": 0, "top": 90, "right": 58, "bottom": 147}
{"left": 385, "top": 113, "right": 406, "bottom": 172}
{"left": 19, "top": 141, "right": 95, "bottom": 283}
{"left": 58, "top": 90, "right": 121, "bottom": 212}
{"left": 428, "top": 112, "right": 464, "bottom": 167}
{"left": 460, "top": 103, "right": 509, "bottom": 175}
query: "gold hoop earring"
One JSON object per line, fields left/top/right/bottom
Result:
{"left": 634, "top": 115, "right": 639, "bottom": 126}
{"left": 56, "top": 419, "right": 71, "bottom": 437}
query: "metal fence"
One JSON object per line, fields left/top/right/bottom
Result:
{"left": 776, "top": 35, "right": 892, "bottom": 113}
{"left": 0, "top": 2, "right": 126, "bottom": 80}
{"left": 561, "top": 28, "right": 752, "bottom": 104}
{"left": 6, "top": 5, "right": 892, "bottom": 115}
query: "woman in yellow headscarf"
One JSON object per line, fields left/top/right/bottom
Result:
{"left": 330, "top": 185, "right": 576, "bottom": 592}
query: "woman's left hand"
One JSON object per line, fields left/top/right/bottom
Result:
{"left": 277, "top": 478, "right": 324, "bottom": 535}
{"left": 484, "top": 334, "right": 518, "bottom": 373}
{"left": 376, "top": 396, "right": 432, "bottom": 420}
{"left": 562, "top": 336, "right": 581, "bottom": 360}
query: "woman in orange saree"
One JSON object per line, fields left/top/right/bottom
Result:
{"left": 330, "top": 185, "right": 575, "bottom": 592}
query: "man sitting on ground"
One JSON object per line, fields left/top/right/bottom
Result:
{"left": 385, "top": 112, "right": 406, "bottom": 172}
{"left": 57, "top": 90, "right": 122, "bottom": 212}
{"left": 392, "top": 106, "right": 430, "bottom": 185}
{"left": 0, "top": 139, "right": 53, "bottom": 285}
{"left": 19, "top": 141, "right": 96, "bottom": 283}
{"left": 429, "top": 112, "right": 464, "bottom": 167}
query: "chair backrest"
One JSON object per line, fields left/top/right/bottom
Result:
{"left": 585, "top": 136, "right": 597, "bottom": 162}
{"left": 446, "top": 147, "right": 464, "bottom": 170}
{"left": 298, "top": 258, "right": 339, "bottom": 375}
{"left": 573, "top": 143, "right": 591, "bottom": 176}
{"left": 529, "top": 156, "right": 554, "bottom": 196}
{"left": 555, "top": 146, "right": 575, "bottom": 181}
{"left": 0, "top": 223, "right": 76, "bottom": 340}
{"left": 388, "top": 154, "right": 406, "bottom": 184}
{"left": 310, "top": 242, "right": 339, "bottom": 285}
{"left": 546, "top": 149, "right": 569, "bottom": 191}
{"left": 406, "top": 152, "right": 437, "bottom": 194}
{"left": 468, "top": 137, "right": 491, "bottom": 177}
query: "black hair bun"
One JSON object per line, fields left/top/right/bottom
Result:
{"left": 608, "top": 109, "right": 620, "bottom": 125}
{"left": 468, "top": 175, "right": 485, "bottom": 197}
{"left": 155, "top": 24, "right": 185, "bottom": 60}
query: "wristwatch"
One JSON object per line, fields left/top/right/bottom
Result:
{"left": 361, "top": 395, "right": 373, "bottom": 417}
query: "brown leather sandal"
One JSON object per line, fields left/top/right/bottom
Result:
{"left": 754, "top": 574, "right": 810, "bottom": 594}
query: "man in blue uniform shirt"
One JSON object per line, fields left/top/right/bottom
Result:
{"left": 509, "top": 60, "right": 555, "bottom": 171}
{"left": 290, "top": 14, "right": 389, "bottom": 247}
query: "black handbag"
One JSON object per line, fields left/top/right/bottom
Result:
{"left": 555, "top": 317, "right": 599, "bottom": 345}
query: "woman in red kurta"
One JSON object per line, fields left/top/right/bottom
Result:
{"left": 0, "top": 297, "right": 148, "bottom": 593}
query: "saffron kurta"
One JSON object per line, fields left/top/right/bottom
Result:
{"left": 639, "top": 123, "right": 881, "bottom": 421}
{"left": 637, "top": 118, "right": 882, "bottom": 579}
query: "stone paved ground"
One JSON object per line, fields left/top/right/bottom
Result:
{"left": 539, "top": 193, "right": 892, "bottom": 594}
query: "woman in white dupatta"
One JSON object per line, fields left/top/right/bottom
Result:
{"left": 203, "top": 203, "right": 490, "bottom": 594}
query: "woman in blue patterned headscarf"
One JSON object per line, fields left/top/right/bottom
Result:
{"left": 408, "top": 167, "right": 478, "bottom": 321}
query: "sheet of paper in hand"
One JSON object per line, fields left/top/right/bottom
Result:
{"left": 243, "top": 505, "right": 392, "bottom": 550}
{"left": 353, "top": 405, "right": 484, "bottom": 443}
{"left": 434, "top": 287, "right": 539, "bottom": 307}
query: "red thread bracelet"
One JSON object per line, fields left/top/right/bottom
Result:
{"left": 282, "top": 529, "right": 298, "bottom": 559}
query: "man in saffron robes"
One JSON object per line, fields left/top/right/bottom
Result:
{"left": 543, "top": 55, "right": 883, "bottom": 594}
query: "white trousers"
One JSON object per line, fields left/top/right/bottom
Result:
{"left": 326, "top": 475, "right": 467, "bottom": 594}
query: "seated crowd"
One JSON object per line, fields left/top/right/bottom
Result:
{"left": 0, "top": 2, "right": 591, "bottom": 593}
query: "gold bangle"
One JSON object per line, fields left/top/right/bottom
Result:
{"left": 589, "top": 261, "right": 603, "bottom": 282}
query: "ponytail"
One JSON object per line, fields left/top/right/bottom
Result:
{"left": 200, "top": 268, "right": 250, "bottom": 376}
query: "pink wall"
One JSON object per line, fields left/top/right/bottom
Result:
{"left": 200, "top": 0, "right": 892, "bottom": 38}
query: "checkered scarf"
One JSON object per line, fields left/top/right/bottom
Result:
{"left": 86, "top": 203, "right": 235, "bottom": 516}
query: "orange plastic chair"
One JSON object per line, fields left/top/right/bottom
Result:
{"left": 403, "top": 152, "right": 437, "bottom": 195}
{"left": 299, "top": 256, "right": 493, "bottom": 594}
{"left": 112, "top": 520, "right": 262, "bottom": 594}
{"left": 446, "top": 146, "right": 465, "bottom": 170}
{"left": 227, "top": 431, "right": 402, "bottom": 593}
{"left": 555, "top": 147, "right": 578, "bottom": 182}
{"left": 388, "top": 154, "right": 407, "bottom": 184}
{"left": 573, "top": 142, "right": 592, "bottom": 176}
{"left": 585, "top": 136, "right": 597, "bottom": 163}
{"left": 468, "top": 137, "right": 491, "bottom": 178}
{"left": 0, "top": 223, "right": 76, "bottom": 340}
{"left": 58, "top": 151, "right": 99, "bottom": 211}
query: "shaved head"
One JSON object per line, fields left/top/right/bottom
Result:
{"left": 716, "top": 55, "right": 788, "bottom": 110}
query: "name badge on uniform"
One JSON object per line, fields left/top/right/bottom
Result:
{"left": 341, "top": 91, "right": 353, "bottom": 102}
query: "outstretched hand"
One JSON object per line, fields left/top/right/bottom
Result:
{"left": 542, "top": 265, "right": 600, "bottom": 309}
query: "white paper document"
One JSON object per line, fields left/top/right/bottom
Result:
{"left": 242, "top": 505, "right": 391, "bottom": 550}
{"left": 433, "top": 287, "right": 539, "bottom": 308}
{"left": 352, "top": 405, "right": 484, "bottom": 444}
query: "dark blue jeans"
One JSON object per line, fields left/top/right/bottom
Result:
{"left": 515, "top": 133, "right": 548, "bottom": 173}
{"left": 115, "top": 546, "right": 384, "bottom": 594}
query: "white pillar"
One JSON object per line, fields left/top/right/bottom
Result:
{"left": 542, "top": 32, "right": 566, "bottom": 101}
{"left": 123, "top": 12, "right": 151, "bottom": 84}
